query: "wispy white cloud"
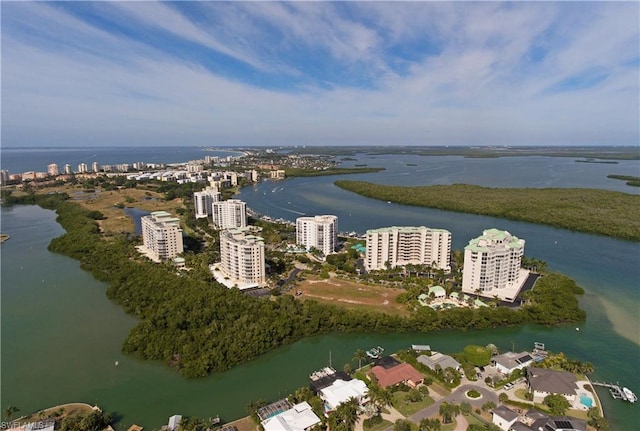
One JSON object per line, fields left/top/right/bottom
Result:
{"left": 1, "top": 1, "right": 638, "bottom": 147}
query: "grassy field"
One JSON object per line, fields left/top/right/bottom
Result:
{"left": 291, "top": 276, "right": 409, "bottom": 316}
{"left": 392, "top": 391, "right": 435, "bottom": 416}
{"left": 35, "top": 185, "right": 183, "bottom": 234}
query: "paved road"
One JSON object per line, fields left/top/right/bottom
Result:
{"left": 380, "top": 384, "right": 498, "bottom": 431}
{"left": 409, "top": 384, "right": 498, "bottom": 423}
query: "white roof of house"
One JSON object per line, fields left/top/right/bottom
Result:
{"left": 320, "top": 379, "right": 369, "bottom": 409}
{"left": 262, "top": 402, "right": 321, "bottom": 431}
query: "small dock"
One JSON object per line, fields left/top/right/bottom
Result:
{"left": 591, "top": 381, "right": 637, "bottom": 402}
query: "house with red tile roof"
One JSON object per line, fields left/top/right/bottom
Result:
{"left": 369, "top": 362, "right": 424, "bottom": 388}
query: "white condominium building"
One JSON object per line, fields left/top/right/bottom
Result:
{"left": 193, "top": 187, "right": 221, "bottom": 219}
{"left": 141, "top": 211, "right": 184, "bottom": 261}
{"left": 212, "top": 199, "right": 247, "bottom": 229}
{"left": 296, "top": 215, "right": 338, "bottom": 257}
{"left": 47, "top": 163, "right": 59, "bottom": 176}
{"left": 365, "top": 226, "right": 451, "bottom": 272}
{"left": 461, "top": 228, "right": 527, "bottom": 297}
{"left": 219, "top": 228, "right": 265, "bottom": 288}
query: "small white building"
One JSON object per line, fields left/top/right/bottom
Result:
{"left": 261, "top": 402, "right": 321, "bottom": 431}
{"left": 319, "top": 379, "right": 369, "bottom": 413}
{"left": 168, "top": 415, "right": 182, "bottom": 431}
{"left": 492, "top": 405, "right": 519, "bottom": 430}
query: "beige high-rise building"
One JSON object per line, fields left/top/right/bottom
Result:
{"left": 296, "top": 215, "right": 338, "bottom": 257}
{"left": 141, "top": 211, "right": 184, "bottom": 262}
{"left": 218, "top": 228, "right": 265, "bottom": 288}
{"left": 212, "top": 199, "right": 247, "bottom": 229}
{"left": 365, "top": 226, "right": 451, "bottom": 272}
{"left": 461, "top": 228, "right": 528, "bottom": 300}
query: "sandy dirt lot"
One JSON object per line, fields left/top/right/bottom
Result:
{"left": 291, "top": 276, "right": 409, "bottom": 316}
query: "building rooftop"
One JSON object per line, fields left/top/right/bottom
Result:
{"left": 369, "top": 363, "right": 423, "bottom": 388}
{"left": 261, "top": 402, "right": 321, "bottom": 431}
{"left": 527, "top": 367, "right": 577, "bottom": 396}
{"left": 320, "top": 379, "right": 368, "bottom": 410}
{"left": 493, "top": 351, "right": 534, "bottom": 371}
{"left": 417, "top": 352, "right": 461, "bottom": 371}
{"left": 493, "top": 404, "right": 519, "bottom": 422}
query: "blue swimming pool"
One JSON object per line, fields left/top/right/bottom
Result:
{"left": 580, "top": 394, "right": 593, "bottom": 408}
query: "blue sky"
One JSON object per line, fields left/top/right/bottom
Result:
{"left": 2, "top": 1, "right": 639, "bottom": 147}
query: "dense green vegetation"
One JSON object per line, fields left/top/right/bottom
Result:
{"left": 607, "top": 174, "right": 640, "bottom": 187}
{"left": 284, "top": 167, "right": 385, "bottom": 177}
{"left": 334, "top": 181, "right": 640, "bottom": 241}
{"left": 6, "top": 194, "right": 585, "bottom": 378}
{"left": 284, "top": 145, "right": 640, "bottom": 160}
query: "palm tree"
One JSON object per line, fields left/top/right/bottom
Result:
{"left": 438, "top": 402, "right": 460, "bottom": 424}
{"left": 332, "top": 397, "right": 360, "bottom": 430}
{"left": 352, "top": 349, "right": 367, "bottom": 369}
{"left": 369, "top": 385, "right": 393, "bottom": 413}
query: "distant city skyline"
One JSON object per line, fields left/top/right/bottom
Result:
{"left": 2, "top": 1, "right": 638, "bottom": 148}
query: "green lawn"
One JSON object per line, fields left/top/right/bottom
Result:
{"left": 363, "top": 418, "right": 394, "bottom": 431}
{"left": 392, "top": 391, "right": 435, "bottom": 416}
{"left": 441, "top": 413, "right": 488, "bottom": 430}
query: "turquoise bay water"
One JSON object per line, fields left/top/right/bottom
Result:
{"left": 2, "top": 155, "right": 639, "bottom": 429}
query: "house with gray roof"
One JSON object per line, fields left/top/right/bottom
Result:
{"left": 526, "top": 367, "right": 578, "bottom": 403}
{"left": 417, "top": 352, "right": 461, "bottom": 371}
{"left": 492, "top": 351, "right": 535, "bottom": 375}
{"left": 492, "top": 404, "right": 519, "bottom": 430}
{"left": 507, "top": 409, "right": 587, "bottom": 431}
{"left": 493, "top": 407, "right": 587, "bottom": 431}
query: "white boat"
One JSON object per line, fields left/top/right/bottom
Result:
{"left": 622, "top": 387, "right": 637, "bottom": 403}
{"left": 366, "top": 346, "right": 384, "bottom": 359}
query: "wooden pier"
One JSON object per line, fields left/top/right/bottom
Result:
{"left": 591, "top": 381, "right": 637, "bottom": 402}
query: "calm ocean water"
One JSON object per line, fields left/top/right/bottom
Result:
{"left": 0, "top": 146, "right": 242, "bottom": 174}
{"left": 2, "top": 153, "right": 639, "bottom": 429}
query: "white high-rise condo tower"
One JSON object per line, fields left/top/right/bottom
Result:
{"left": 365, "top": 226, "right": 451, "bottom": 272}
{"left": 218, "top": 228, "right": 265, "bottom": 288}
{"left": 212, "top": 199, "right": 247, "bottom": 229}
{"left": 141, "top": 211, "right": 184, "bottom": 262}
{"left": 296, "top": 215, "right": 338, "bottom": 257}
{"left": 461, "top": 228, "right": 529, "bottom": 302}
{"left": 193, "top": 187, "right": 221, "bottom": 219}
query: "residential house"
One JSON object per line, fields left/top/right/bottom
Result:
{"left": 261, "top": 402, "right": 321, "bottom": 431}
{"left": 526, "top": 367, "right": 578, "bottom": 404}
{"left": 417, "top": 352, "right": 461, "bottom": 371}
{"left": 492, "top": 351, "right": 535, "bottom": 375}
{"left": 491, "top": 404, "right": 519, "bottom": 430}
{"left": 319, "top": 379, "right": 369, "bottom": 413}
{"left": 369, "top": 362, "right": 424, "bottom": 388}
